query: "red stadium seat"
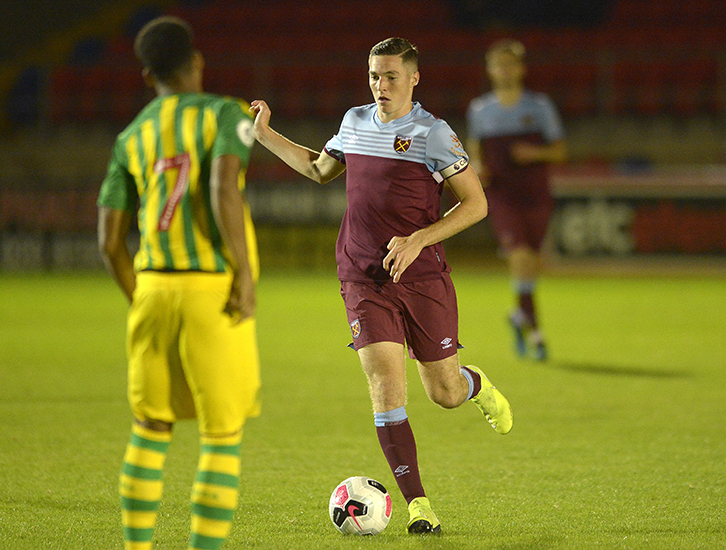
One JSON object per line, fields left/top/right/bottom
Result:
{"left": 415, "top": 64, "right": 484, "bottom": 119}
{"left": 269, "top": 63, "right": 362, "bottom": 120}
{"left": 608, "top": 60, "right": 670, "bottom": 115}
{"left": 108, "top": 67, "right": 148, "bottom": 124}
{"left": 562, "top": 63, "right": 599, "bottom": 116}
{"left": 671, "top": 57, "right": 719, "bottom": 115}
{"left": 205, "top": 66, "right": 257, "bottom": 99}
{"left": 48, "top": 68, "right": 79, "bottom": 123}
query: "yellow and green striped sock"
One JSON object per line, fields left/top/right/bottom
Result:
{"left": 188, "top": 433, "right": 242, "bottom": 550}
{"left": 119, "top": 423, "right": 171, "bottom": 550}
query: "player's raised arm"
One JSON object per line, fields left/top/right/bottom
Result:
{"left": 250, "top": 99, "right": 345, "bottom": 184}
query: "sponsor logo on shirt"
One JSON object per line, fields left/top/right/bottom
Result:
{"left": 450, "top": 133, "right": 466, "bottom": 157}
{"left": 394, "top": 135, "right": 413, "bottom": 154}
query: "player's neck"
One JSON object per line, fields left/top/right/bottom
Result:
{"left": 154, "top": 72, "right": 203, "bottom": 97}
{"left": 376, "top": 102, "right": 414, "bottom": 124}
{"left": 156, "top": 82, "right": 202, "bottom": 96}
{"left": 495, "top": 87, "right": 523, "bottom": 107}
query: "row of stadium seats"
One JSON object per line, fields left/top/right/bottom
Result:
{"left": 39, "top": 0, "right": 726, "bottom": 124}
{"left": 608, "top": 0, "right": 726, "bottom": 27}
{"left": 46, "top": 54, "right": 723, "bottom": 124}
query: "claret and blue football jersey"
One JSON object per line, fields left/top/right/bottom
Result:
{"left": 466, "top": 90, "right": 564, "bottom": 200}
{"left": 324, "top": 102, "right": 469, "bottom": 283}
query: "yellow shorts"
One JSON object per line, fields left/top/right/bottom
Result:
{"left": 127, "top": 271, "right": 261, "bottom": 435}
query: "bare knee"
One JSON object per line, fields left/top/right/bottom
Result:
{"left": 427, "top": 385, "right": 463, "bottom": 409}
{"left": 418, "top": 357, "right": 468, "bottom": 410}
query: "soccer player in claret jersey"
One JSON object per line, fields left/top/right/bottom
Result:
{"left": 251, "top": 37, "right": 512, "bottom": 535}
{"left": 466, "top": 39, "right": 568, "bottom": 361}
{"left": 97, "top": 17, "right": 261, "bottom": 550}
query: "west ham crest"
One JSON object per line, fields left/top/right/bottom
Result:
{"left": 394, "top": 136, "right": 413, "bottom": 154}
{"left": 350, "top": 319, "right": 361, "bottom": 339}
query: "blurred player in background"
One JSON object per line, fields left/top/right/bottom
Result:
{"left": 251, "top": 37, "right": 512, "bottom": 535}
{"left": 466, "top": 39, "right": 568, "bottom": 361}
{"left": 97, "top": 16, "right": 260, "bottom": 550}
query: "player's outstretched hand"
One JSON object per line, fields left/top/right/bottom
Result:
{"left": 383, "top": 234, "right": 424, "bottom": 283}
{"left": 250, "top": 100, "right": 271, "bottom": 139}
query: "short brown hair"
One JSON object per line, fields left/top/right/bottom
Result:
{"left": 485, "top": 39, "right": 526, "bottom": 63}
{"left": 370, "top": 37, "right": 419, "bottom": 70}
{"left": 134, "top": 16, "right": 195, "bottom": 82}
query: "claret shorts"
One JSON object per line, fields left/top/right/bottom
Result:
{"left": 341, "top": 273, "right": 460, "bottom": 363}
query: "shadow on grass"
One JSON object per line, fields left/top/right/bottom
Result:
{"left": 544, "top": 360, "right": 692, "bottom": 379}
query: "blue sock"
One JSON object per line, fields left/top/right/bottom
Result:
{"left": 374, "top": 406, "right": 407, "bottom": 427}
{"left": 460, "top": 367, "right": 475, "bottom": 400}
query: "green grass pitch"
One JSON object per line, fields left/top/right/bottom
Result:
{"left": 1, "top": 268, "right": 725, "bottom": 549}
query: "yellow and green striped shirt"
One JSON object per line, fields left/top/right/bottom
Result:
{"left": 98, "top": 93, "right": 258, "bottom": 278}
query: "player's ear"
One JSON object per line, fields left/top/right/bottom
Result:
{"left": 411, "top": 71, "right": 420, "bottom": 87}
{"left": 141, "top": 67, "right": 155, "bottom": 89}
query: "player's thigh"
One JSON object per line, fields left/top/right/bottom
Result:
{"left": 357, "top": 341, "right": 408, "bottom": 413}
{"left": 340, "top": 281, "right": 406, "bottom": 351}
{"left": 487, "top": 198, "right": 529, "bottom": 252}
{"left": 180, "top": 288, "right": 261, "bottom": 435}
{"left": 399, "top": 276, "right": 460, "bottom": 363}
{"left": 126, "top": 283, "right": 192, "bottom": 424}
{"left": 523, "top": 196, "right": 555, "bottom": 251}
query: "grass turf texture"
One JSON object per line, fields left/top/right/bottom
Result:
{"left": 1, "top": 269, "right": 724, "bottom": 549}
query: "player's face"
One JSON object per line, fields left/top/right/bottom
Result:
{"left": 486, "top": 51, "right": 525, "bottom": 89}
{"left": 369, "top": 55, "right": 419, "bottom": 122}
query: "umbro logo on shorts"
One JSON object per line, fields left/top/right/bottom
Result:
{"left": 441, "top": 337, "right": 453, "bottom": 350}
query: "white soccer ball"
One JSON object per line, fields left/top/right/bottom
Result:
{"left": 329, "top": 476, "right": 392, "bottom": 535}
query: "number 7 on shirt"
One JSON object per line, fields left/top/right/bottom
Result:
{"left": 154, "top": 152, "right": 191, "bottom": 232}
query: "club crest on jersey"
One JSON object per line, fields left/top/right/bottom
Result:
{"left": 394, "top": 136, "right": 413, "bottom": 154}
{"left": 350, "top": 319, "right": 361, "bottom": 339}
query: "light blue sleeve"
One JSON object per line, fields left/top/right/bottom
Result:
{"left": 324, "top": 132, "right": 344, "bottom": 163}
{"left": 425, "top": 119, "right": 469, "bottom": 175}
{"left": 323, "top": 113, "right": 348, "bottom": 164}
{"left": 466, "top": 97, "right": 487, "bottom": 140}
{"left": 540, "top": 95, "right": 566, "bottom": 143}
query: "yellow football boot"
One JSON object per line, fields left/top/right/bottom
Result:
{"left": 407, "top": 497, "right": 441, "bottom": 535}
{"left": 468, "top": 366, "right": 513, "bottom": 435}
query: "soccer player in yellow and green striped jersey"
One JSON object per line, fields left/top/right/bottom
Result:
{"left": 97, "top": 16, "right": 261, "bottom": 550}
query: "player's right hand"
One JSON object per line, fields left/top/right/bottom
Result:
{"left": 250, "top": 100, "right": 271, "bottom": 138}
